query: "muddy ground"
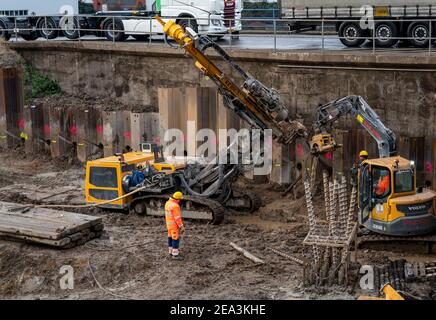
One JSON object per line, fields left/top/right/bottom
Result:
{"left": 0, "top": 150, "right": 435, "bottom": 300}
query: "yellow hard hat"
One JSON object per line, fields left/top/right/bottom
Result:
{"left": 172, "top": 191, "right": 183, "bottom": 200}
{"left": 359, "top": 150, "right": 369, "bottom": 157}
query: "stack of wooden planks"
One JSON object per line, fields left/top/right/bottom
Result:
{"left": 0, "top": 201, "right": 103, "bottom": 249}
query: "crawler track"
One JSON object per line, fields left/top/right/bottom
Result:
{"left": 357, "top": 233, "right": 436, "bottom": 253}
{"left": 239, "top": 190, "right": 263, "bottom": 213}
{"left": 225, "top": 189, "right": 263, "bottom": 213}
{"left": 131, "top": 194, "right": 225, "bottom": 225}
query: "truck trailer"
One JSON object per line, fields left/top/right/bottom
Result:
{"left": 0, "top": 0, "right": 242, "bottom": 42}
{"left": 0, "top": 0, "right": 79, "bottom": 40}
{"left": 89, "top": 0, "right": 242, "bottom": 42}
{"left": 280, "top": 0, "right": 436, "bottom": 48}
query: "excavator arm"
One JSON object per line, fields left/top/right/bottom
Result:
{"left": 313, "top": 95, "right": 397, "bottom": 158}
{"left": 155, "top": 16, "right": 307, "bottom": 144}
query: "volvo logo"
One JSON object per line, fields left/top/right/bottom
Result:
{"left": 408, "top": 205, "right": 427, "bottom": 211}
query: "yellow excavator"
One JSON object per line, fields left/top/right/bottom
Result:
{"left": 311, "top": 95, "right": 436, "bottom": 236}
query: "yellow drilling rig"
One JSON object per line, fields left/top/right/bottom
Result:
{"left": 85, "top": 17, "right": 308, "bottom": 224}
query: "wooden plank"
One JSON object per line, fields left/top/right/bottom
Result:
{"left": 0, "top": 232, "right": 72, "bottom": 247}
{"left": 0, "top": 201, "right": 103, "bottom": 240}
{"left": 0, "top": 201, "right": 102, "bottom": 227}
{"left": 0, "top": 211, "right": 101, "bottom": 237}
{"left": 0, "top": 216, "right": 68, "bottom": 240}
{"left": 68, "top": 231, "right": 85, "bottom": 242}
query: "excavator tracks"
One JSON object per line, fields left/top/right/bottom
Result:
{"left": 357, "top": 232, "right": 436, "bottom": 253}
{"left": 131, "top": 194, "right": 225, "bottom": 225}
{"left": 224, "top": 189, "right": 263, "bottom": 213}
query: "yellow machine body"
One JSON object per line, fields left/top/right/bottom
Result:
{"left": 309, "top": 133, "right": 337, "bottom": 154}
{"left": 85, "top": 151, "right": 185, "bottom": 209}
{"left": 358, "top": 156, "right": 436, "bottom": 236}
{"left": 358, "top": 284, "right": 405, "bottom": 300}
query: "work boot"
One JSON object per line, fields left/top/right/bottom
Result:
{"left": 172, "top": 254, "right": 184, "bottom": 261}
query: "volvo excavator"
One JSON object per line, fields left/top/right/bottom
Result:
{"left": 85, "top": 17, "right": 307, "bottom": 224}
{"left": 310, "top": 95, "right": 436, "bottom": 236}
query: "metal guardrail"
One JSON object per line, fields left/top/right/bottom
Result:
{"left": 1, "top": 14, "right": 435, "bottom": 55}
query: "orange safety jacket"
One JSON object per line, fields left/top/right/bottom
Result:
{"left": 165, "top": 198, "right": 183, "bottom": 230}
{"left": 375, "top": 175, "right": 390, "bottom": 196}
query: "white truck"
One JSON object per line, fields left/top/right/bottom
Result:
{"left": 280, "top": 0, "right": 436, "bottom": 48}
{"left": 92, "top": 0, "right": 243, "bottom": 41}
{"left": 0, "top": 0, "right": 79, "bottom": 40}
{"left": 0, "top": 0, "right": 243, "bottom": 42}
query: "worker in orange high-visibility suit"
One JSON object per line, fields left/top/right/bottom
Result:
{"left": 374, "top": 172, "right": 390, "bottom": 197}
{"left": 165, "top": 191, "right": 185, "bottom": 260}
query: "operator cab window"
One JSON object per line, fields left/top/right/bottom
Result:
{"left": 394, "top": 169, "right": 414, "bottom": 193}
{"left": 372, "top": 166, "right": 391, "bottom": 199}
{"left": 90, "top": 167, "right": 118, "bottom": 188}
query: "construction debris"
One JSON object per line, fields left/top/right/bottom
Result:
{"left": 302, "top": 171, "right": 357, "bottom": 287}
{"left": 230, "top": 242, "right": 265, "bottom": 264}
{"left": 0, "top": 201, "right": 103, "bottom": 249}
{"left": 372, "top": 259, "right": 407, "bottom": 294}
{"left": 268, "top": 247, "right": 307, "bottom": 266}
{"left": 405, "top": 261, "right": 436, "bottom": 281}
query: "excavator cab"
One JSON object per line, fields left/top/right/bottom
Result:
{"left": 85, "top": 144, "right": 186, "bottom": 209}
{"left": 358, "top": 156, "right": 436, "bottom": 236}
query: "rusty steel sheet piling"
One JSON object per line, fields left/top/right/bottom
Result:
{"left": 0, "top": 67, "right": 25, "bottom": 149}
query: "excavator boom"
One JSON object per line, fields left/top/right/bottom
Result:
{"left": 155, "top": 16, "right": 307, "bottom": 144}
{"left": 314, "top": 95, "right": 396, "bottom": 158}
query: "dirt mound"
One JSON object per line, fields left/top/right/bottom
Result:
{"left": 0, "top": 43, "right": 22, "bottom": 68}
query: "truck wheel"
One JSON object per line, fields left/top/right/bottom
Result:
{"left": 0, "top": 22, "right": 11, "bottom": 41}
{"left": 374, "top": 22, "right": 399, "bottom": 47}
{"left": 177, "top": 18, "right": 198, "bottom": 33}
{"left": 338, "top": 22, "right": 366, "bottom": 47}
{"left": 21, "top": 33, "right": 39, "bottom": 41}
{"left": 407, "top": 22, "right": 430, "bottom": 48}
{"left": 103, "top": 19, "right": 128, "bottom": 42}
{"left": 38, "top": 18, "right": 58, "bottom": 39}
{"left": 133, "top": 34, "right": 149, "bottom": 41}
{"left": 62, "top": 18, "right": 81, "bottom": 39}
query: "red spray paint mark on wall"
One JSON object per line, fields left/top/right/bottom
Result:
{"left": 425, "top": 162, "right": 433, "bottom": 175}
{"left": 44, "top": 124, "right": 51, "bottom": 135}
{"left": 296, "top": 143, "right": 303, "bottom": 157}
{"left": 324, "top": 152, "right": 333, "bottom": 160}
{"left": 18, "top": 119, "right": 25, "bottom": 129}
{"left": 69, "top": 125, "right": 77, "bottom": 136}
{"left": 96, "top": 125, "right": 103, "bottom": 134}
